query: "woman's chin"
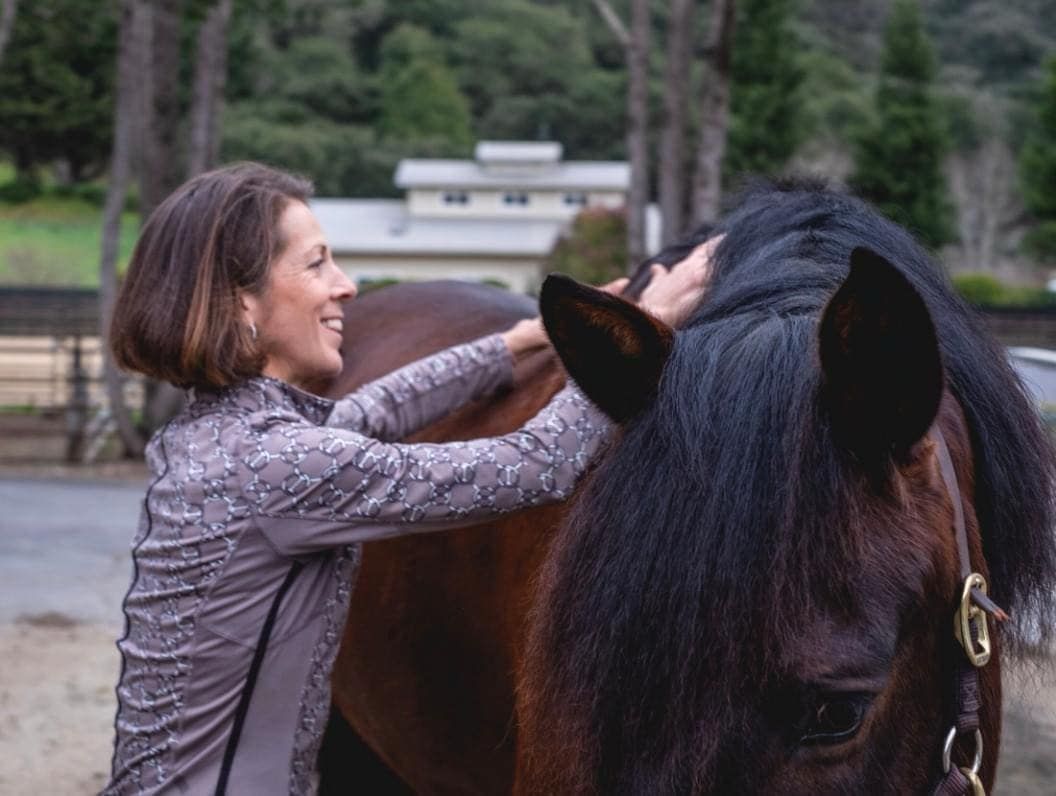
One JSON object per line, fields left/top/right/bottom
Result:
{"left": 324, "top": 353, "right": 344, "bottom": 378}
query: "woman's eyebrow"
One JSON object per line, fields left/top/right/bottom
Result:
{"left": 302, "top": 242, "right": 327, "bottom": 260}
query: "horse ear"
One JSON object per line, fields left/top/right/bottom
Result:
{"left": 819, "top": 247, "right": 944, "bottom": 460}
{"left": 540, "top": 273, "right": 674, "bottom": 423}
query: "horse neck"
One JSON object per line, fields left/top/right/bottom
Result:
{"left": 408, "top": 348, "right": 566, "bottom": 443}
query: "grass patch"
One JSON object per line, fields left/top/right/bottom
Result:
{"left": 0, "top": 195, "right": 140, "bottom": 287}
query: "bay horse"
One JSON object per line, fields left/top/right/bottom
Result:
{"left": 321, "top": 182, "right": 1056, "bottom": 794}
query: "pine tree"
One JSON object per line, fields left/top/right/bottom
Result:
{"left": 850, "top": 0, "right": 952, "bottom": 248}
{"left": 1020, "top": 56, "right": 1056, "bottom": 262}
{"left": 725, "top": 0, "right": 804, "bottom": 180}
{"left": 377, "top": 25, "right": 473, "bottom": 150}
{"left": 0, "top": 0, "right": 116, "bottom": 181}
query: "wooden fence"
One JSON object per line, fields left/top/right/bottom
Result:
{"left": 0, "top": 288, "right": 139, "bottom": 461}
{"left": 977, "top": 307, "right": 1056, "bottom": 350}
{"left": 0, "top": 287, "right": 106, "bottom": 411}
{"left": 1, "top": 287, "right": 1056, "bottom": 454}
{"left": 0, "top": 335, "right": 105, "bottom": 409}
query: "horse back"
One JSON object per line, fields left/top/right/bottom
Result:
{"left": 324, "top": 281, "right": 566, "bottom": 794}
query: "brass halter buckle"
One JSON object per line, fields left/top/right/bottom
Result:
{"left": 953, "top": 573, "right": 991, "bottom": 667}
{"left": 943, "top": 727, "right": 985, "bottom": 796}
{"left": 960, "top": 767, "right": 986, "bottom": 796}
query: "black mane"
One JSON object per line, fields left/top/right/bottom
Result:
{"left": 534, "top": 182, "right": 1056, "bottom": 789}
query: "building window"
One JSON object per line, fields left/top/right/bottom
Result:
{"left": 564, "top": 192, "right": 588, "bottom": 207}
{"left": 502, "top": 192, "right": 530, "bottom": 206}
{"left": 442, "top": 191, "right": 469, "bottom": 205}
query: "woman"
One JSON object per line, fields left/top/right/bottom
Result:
{"left": 104, "top": 163, "right": 711, "bottom": 794}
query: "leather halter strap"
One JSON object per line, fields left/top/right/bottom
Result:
{"left": 933, "top": 428, "right": 971, "bottom": 581}
{"left": 930, "top": 429, "right": 1007, "bottom": 796}
{"left": 932, "top": 429, "right": 1008, "bottom": 622}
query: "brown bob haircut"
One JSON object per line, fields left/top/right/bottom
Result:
{"left": 111, "top": 162, "right": 313, "bottom": 390}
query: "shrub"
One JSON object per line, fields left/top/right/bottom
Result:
{"left": 952, "top": 273, "right": 1005, "bottom": 305}
{"left": 952, "top": 272, "right": 1056, "bottom": 308}
{"left": 0, "top": 177, "right": 43, "bottom": 203}
{"left": 546, "top": 207, "right": 628, "bottom": 285}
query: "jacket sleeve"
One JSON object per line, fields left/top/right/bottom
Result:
{"left": 325, "top": 334, "right": 514, "bottom": 442}
{"left": 249, "top": 383, "right": 611, "bottom": 557}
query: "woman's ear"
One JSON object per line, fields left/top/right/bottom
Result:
{"left": 238, "top": 290, "right": 259, "bottom": 327}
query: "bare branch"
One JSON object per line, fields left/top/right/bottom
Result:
{"left": 590, "top": 0, "right": 630, "bottom": 49}
{"left": 0, "top": 0, "right": 19, "bottom": 64}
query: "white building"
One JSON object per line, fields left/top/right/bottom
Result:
{"left": 311, "top": 141, "right": 657, "bottom": 293}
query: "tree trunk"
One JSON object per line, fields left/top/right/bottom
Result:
{"left": 692, "top": 0, "right": 736, "bottom": 225}
{"left": 134, "top": 0, "right": 188, "bottom": 432}
{"left": 187, "top": 0, "right": 233, "bottom": 177}
{"left": 137, "top": 0, "right": 186, "bottom": 220}
{"left": 658, "top": 0, "right": 694, "bottom": 245}
{"left": 625, "top": 0, "right": 651, "bottom": 268}
{"left": 100, "top": 0, "right": 149, "bottom": 458}
{"left": 0, "top": 0, "right": 17, "bottom": 65}
{"left": 590, "top": 0, "right": 650, "bottom": 270}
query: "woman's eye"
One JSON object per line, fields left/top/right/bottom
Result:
{"left": 799, "top": 697, "right": 866, "bottom": 746}
{"left": 308, "top": 259, "right": 324, "bottom": 270}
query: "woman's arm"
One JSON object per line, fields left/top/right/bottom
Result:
{"left": 326, "top": 334, "right": 515, "bottom": 442}
{"left": 250, "top": 382, "right": 611, "bottom": 557}
{"left": 326, "top": 282, "right": 621, "bottom": 442}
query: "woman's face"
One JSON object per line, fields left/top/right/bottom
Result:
{"left": 244, "top": 200, "right": 357, "bottom": 389}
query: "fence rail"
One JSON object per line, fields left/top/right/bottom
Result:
{"left": 0, "top": 329, "right": 141, "bottom": 462}
{"left": 0, "top": 286, "right": 99, "bottom": 337}
{"left": 0, "top": 335, "right": 105, "bottom": 409}
{"left": 977, "top": 308, "right": 1056, "bottom": 350}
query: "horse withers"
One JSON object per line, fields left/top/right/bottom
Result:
{"left": 323, "top": 183, "right": 1056, "bottom": 794}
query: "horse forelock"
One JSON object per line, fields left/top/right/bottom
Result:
{"left": 522, "top": 182, "right": 1056, "bottom": 788}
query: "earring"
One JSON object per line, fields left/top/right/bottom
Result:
{"left": 249, "top": 321, "right": 258, "bottom": 341}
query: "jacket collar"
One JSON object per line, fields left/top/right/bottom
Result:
{"left": 192, "top": 376, "right": 335, "bottom": 425}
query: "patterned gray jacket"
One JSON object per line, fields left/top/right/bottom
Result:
{"left": 104, "top": 333, "right": 611, "bottom": 795}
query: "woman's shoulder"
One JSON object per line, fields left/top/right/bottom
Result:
{"left": 141, "top": 379, "right": 342, "bottom": 499}
{"left": 150, "top": 377, "right": 334, "bottom": 459}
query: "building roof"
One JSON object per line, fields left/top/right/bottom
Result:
{"left": 474, "top": 140, "right": 563, "bottom": 165}
{"left": 311, "top": 199, "right": 567, "bottom": 257}
{"left": 395, "top": 157, "right": 629, "bottom": 192}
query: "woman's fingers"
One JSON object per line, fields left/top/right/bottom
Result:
{"left": 598, "top": 277, "right": 630, "bottom": 296}
{"left": 638, "top": 235, "right": 722, "bottom": 327}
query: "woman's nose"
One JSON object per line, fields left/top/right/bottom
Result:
{"left": 333, "top": 266, "right": 357, "bottom": 301}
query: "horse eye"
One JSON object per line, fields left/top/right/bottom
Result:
{"left": 799, "top": 697, "right": 867, "bottom": 746}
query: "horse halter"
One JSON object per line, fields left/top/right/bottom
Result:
{"left": 931, "top": 429, "right": 1008, "bottom": 796}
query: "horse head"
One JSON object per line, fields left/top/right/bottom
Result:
{"left": 516, "top": 184, "right": 1056, "bottom": 794}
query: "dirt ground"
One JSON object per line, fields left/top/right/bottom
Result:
{"left": 0, "top": 619, "right": 118, "bottom": 795}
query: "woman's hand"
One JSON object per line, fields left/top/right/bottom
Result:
{"left": 501, "top": 277, "right": 629, "bottom": 360}
{"left": 500, "top": 317, "right": 549, "bottom": 359}
{"left": 638, "top": 236, "right": 721, "bottom": 328}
